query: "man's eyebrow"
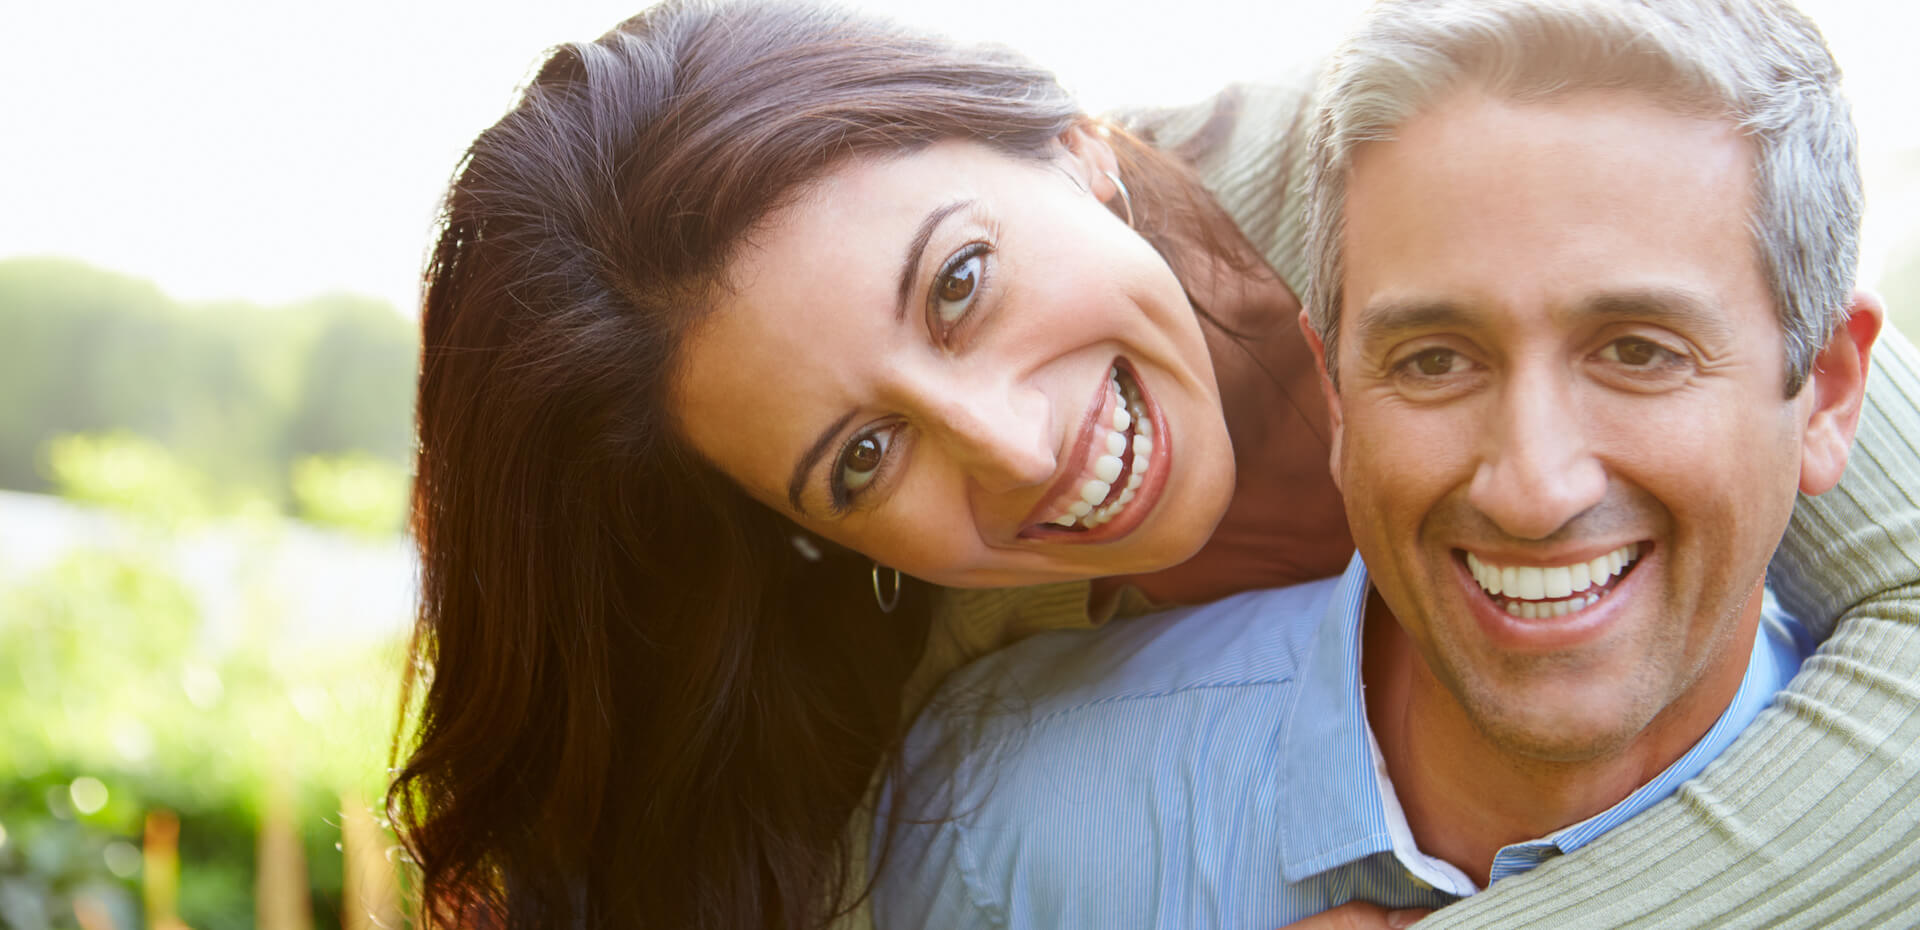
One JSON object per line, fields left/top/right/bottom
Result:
{"left": 1352, "top": 299, "right": 1476, "bottom": 351}
{"left": 1581, "top": 287, "right": 1733, "bottom": 340}
{"left": 1352, "top": 287, "right": 1732, "bottom": 349}
{"left": 788, "top": 409, "right": 860, "bottom": 515}
{"left": 895, "top": 200, "right": 973, "bottom": 323}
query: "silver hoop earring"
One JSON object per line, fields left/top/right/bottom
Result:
{"left": 1102, "top": 169, "right": 1135, "bottom": 229}
{"left": 872, "top": 562, "right": 902, "bottom": 614}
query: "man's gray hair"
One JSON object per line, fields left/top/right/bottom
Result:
{"left": 1304, "top": 0, "right": 1859, "bottom": 396}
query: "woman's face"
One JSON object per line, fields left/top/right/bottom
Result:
{"left": 673, "top": 136, "right": 1238, "bottom": 587}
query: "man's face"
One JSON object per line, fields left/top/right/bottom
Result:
{"left": 1325, "top": 87, "right": 1819, "bottom": 762}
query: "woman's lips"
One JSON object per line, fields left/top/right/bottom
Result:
{"left": 1020, "top": 361, "right": 1167, "bottom": 541}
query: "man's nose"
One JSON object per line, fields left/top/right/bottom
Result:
{"left": 1466, "top": 369, "right": 1607, "bottom": 540}
{"left": 916, "top": 380, "right": 1056, "bottom": 494}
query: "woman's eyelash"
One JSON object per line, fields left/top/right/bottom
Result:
{"left": 828, "top": 424, "right": 897, "bottom": 513}
{"left": 928, "top": 242, "right": 993, "bottom": 341}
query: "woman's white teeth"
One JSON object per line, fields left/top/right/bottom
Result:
{"left": 1039, "top": 368, "right": 1155, "bottom": 531}
{"left": 1466, "top": 543, "right": 1641, "bottom": 615}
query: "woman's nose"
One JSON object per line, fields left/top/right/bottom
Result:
{"left": 922, "top": 386, "right": 1056, "bottom": 494}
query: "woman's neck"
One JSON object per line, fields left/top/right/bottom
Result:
{"left": 1096, "top": 268, "right": 1353, "bottom": 607}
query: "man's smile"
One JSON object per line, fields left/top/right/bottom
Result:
{"left": 1463, "top": 543, "right": 1645, "bottom": 619}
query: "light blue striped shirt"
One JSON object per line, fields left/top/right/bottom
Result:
{"left": 874, "top": 555, "right": 1810, "bottom": 928}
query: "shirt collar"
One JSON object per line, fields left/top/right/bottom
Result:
{"left": 1275, "top": 554, "right": 1393, "bottom": 881}
{"left": 1274, "top": 553, "right": 1790, "bottom": 887}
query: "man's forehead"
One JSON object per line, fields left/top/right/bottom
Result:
{"left": 1338, "top": 86, "right": 1764, "bottom": 340}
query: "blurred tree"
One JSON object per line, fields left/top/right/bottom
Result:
{"left": 0, "top": 259, "right": 417, "bottom": 522}
{"left": 282, "top": 296, "right": 417, "bottom": 465}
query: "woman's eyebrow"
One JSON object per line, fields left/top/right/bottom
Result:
{"left": 894, "top": 199, "right": 974, "bottom": 321}
{"left": 788, "top": 409, "right": 859, "bottom": 515}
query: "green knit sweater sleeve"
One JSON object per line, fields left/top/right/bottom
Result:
{"left": 1415, "top": 325, "right": 1920, "bottom": 929}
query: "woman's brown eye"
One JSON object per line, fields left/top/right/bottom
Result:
{"left": 836, "top": 430, "right": 892, "bottom": 498}
{"left": 848, "top": 437, "right": 883, "bottom": 473}
{"left": 929, "top": 246, "right": 989, "bottom": 331}
{"left": 937, "top": 263, "right": 976, "bottom": 303}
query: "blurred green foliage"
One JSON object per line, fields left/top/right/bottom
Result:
{"left": 43, "top": 433, "right": 225, "bottom": 527}
{"left": 0, "top": 258, "right": 416, "bottom": 521}
{"left": 290, "top": 455, "right": 410, "bottom": 538}
{"left": 0, "top": 258, "right": 413, "bottom": 928}
{"left": 0, "top": 541, "right": 404, "bottom": 929}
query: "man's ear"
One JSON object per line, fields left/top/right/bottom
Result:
{"left": 1299, "top": 309, "right": 1345, "bottom": 490}
{"left": 1058, "top": 124, "right": 1121, "bottom": 207}
{"left": 1799, "top": 289, "right": 1883, "bottom": 495}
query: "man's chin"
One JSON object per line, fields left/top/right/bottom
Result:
{"left": 1455, "top": 689, "right": 1655, "bottom": 765}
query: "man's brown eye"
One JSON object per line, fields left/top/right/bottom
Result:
{"left": 1414, "top": 349, "right": 1455, "bottom": 376}
{"left": 1614, "top": 339, "right": 1658, "bottom": 366}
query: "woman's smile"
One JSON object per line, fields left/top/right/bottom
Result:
{"left": 1021, "top": 361, "right": 1171, "bottom": 540}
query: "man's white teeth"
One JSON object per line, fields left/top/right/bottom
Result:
{"left": 1504, "top": 592, "right": 1601, "bottom": 619}
{"left": 1466, "top": 543, "right": 1641, "bottom": 613}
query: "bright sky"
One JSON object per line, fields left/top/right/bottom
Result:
{"left": 4, "top": 0, "right": 1916, "bottom": 316}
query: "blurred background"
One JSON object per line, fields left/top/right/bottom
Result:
{"left": 3, "top": 1, "right": 1916, "bottom": 928}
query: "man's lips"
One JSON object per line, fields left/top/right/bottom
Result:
{"left": 1443, "top": 542, "right": 1652, "bottom": 654}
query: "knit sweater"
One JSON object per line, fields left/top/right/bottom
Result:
{"left": 862, "top": 78, "right": 1920, "bottom": 927}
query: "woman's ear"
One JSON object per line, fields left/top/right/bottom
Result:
{"left": 1798, "top": 289, "right": 1883, "bottom": 495}
{"left": 1059, "top": 123, "right": 1121, "bottom": 205}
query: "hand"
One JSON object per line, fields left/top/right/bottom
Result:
{"left": 1276, "top": 901, "right": 1431, "bottom": 930}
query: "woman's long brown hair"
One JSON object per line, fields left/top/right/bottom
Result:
{"left": 392, "top": 2, "right": 1261, "bottom": 927}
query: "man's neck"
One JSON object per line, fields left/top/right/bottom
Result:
{"left": 1360, "top": 592, "right": 1752, "bottom": 887}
